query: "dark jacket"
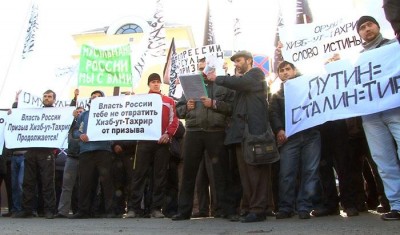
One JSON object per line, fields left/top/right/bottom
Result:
{"left": 215, "top": 67, "right": 269, "bottom": 145}
{"left": 67, "top": 118, "right": 80, "bottom": 157}
{"left": 176, "top": 80, "right": 234, "bottom": 131}
{"left": 383, "top": 0, "right": 400, "bottom": 35}
{"left": 269, "top": 83, "right": 285, "bottom": 135}
{"left": 73, "top": 110, "right": 112, "bottom": 154}
{"left": 269, "top": 81, "right": 319, "bottom": 136}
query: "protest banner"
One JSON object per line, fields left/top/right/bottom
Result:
{"left": 279, "top": 17, "right": 362, "bottom": 69}
{"left": 4, "top": 107, "right": 75, "bottom": 149}
{"left": 78, "top": 44, "right": 133, "bottom": 87}
{"left": 285, "top": 42, "right": 400, "bottom": 137}
{"left": 175, "top": 44, "right": 224, "bottom": 74}
{"left": 17, "top": 90, "right": 90, "bottom": 109}
{"left": 0, "top": 111, "right": 7, "bottom": 154}
{"left": 86, "top": 94, "right": 162, "bottom": 141}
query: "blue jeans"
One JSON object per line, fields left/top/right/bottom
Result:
{"left": 278, "top": 129, "right": 321, "bottom": 213}
{"left": 362, "top": 107, "right": 400, "bottom": 211}
{"left": 11, "top": 155, "right": 24, "bottom": 213}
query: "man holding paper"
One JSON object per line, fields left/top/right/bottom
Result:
{"left": 206, "top": 50, "right": 270, "bottom": 223}
{"left": 172, "top": 59, "right": 236, "bottom": 221}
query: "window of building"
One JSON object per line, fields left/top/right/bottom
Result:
{"left": 115, "top": 24, "right": 143, "bottom": 34}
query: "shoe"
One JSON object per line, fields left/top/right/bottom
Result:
{"left": 275, "top": 211, "right": 293, "bottom": 219}
{"left": 265, "top": 210, "right": 276, "bottom": 217}
{"left": 151, "top": 210, "right": 165, "bottom": 218}
{"left": 124, "top": 210, "right": 136, "bottom": 218}
{"left": 44, "top": 212, "right": 54, "bottom": 219}
{"left": 381, "top": 210, "right": 400, "bottom": 221}
{"left": 105, "top": 213, "right": 122, "bottom": 218}
{"left": 171, "top": 213, "right": 190, "bottom": 221}
{"left": 163, "top": 211, "right": 176, "bottom": 218}
{"left": 298, "top": 211, "right": 310, "bottom": 219}
{"left": 13, "top": 211, "right": 33, "bottom": 218}
{"left": 2, "top": 212, "right": 12, "bottom": 217}
{"left": 344, "top": 207, "right": 359, "bottom": 217}
{"left": 192, "top": 211, "right": 209, "bottom": 218}
{"left": 376, "top": 204, "right": 391, "bottom": 213}
{"left": 311, "top": 207, "right": 340, "bottom": 217}
{"left": 54, "top": 213, "right": 68, "bottom": 218}
{"left": 69, "top": 212, "right": 90, "bottom": 219}
{"left": 356, "top": 203, "right": 368, "bottom": 212}
{"left": 226, "top": 214, "right": 240, "bottom": 222}
{"left": 212, "top": 212, "right": 226, "bottom": 218}
{"left": 240, "top": 212, "right": 266, "bottom": 223}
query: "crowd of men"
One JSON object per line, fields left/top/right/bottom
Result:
{"left": 0, "top": 14, "right": 399, "bottom": 223}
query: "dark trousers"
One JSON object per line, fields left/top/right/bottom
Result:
{"left": 0, "top": 158, "right": 12, "bottom": 214}
{"left": 318, "top": 120, "right": 359, "bottom": 210}
{"left": 78, "top": 150, "right": 114, "bottom": 215}
{"left": 178, "top": 131, "right": 233, "bottom": 217}
{"left": 131, "top": 141, "right": 170, "bottom": 211}
{"left": 163, "top": 158, "right": 180, "bottom": 216}
{"left": 113, "top": 154, "right": 134, "bottom": 214}
{"left": 226, "top": 145, "right": 242, "bottom": 214}
{"left": 235, "top": 144, "right": 269, "bottom": 214}
{"left": 359, "top": 140, "right": 389, "bottom": 209}
{"left": 195, "top": 155, "right": 215, "bottom": 215}
{"left": 22, "top": 150, "right": 56, "bottom": 213}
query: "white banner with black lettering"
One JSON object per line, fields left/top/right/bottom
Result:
{"left": 176, "top": 44, "right": 224, "bottom": 74}
{"left": 285, "top": 42, "right": 400, "bottom": 137}
{"left": 5, "top": 107, "right": 75, "bottom": 148}
{"left": 87, "top": 94, "right": 162, "bottom": 141}
{"left": 279, "top": 17, "right": 362, "bottom": 69}
{"left": 18, "top": 91, "right": 90, "bottom": 109}
{"left": 0, "top": 111, "right": 7, "bottom": 155}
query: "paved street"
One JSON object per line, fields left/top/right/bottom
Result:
{"left": 0, "top": 210, "right": 398, "bottom": 235}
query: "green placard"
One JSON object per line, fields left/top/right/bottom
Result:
{"left": 78, "top": 44, "right": 133, "bottom": 87}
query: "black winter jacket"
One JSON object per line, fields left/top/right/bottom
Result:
{"left": 215, "top": 67, "right": 269, "bottom": 145}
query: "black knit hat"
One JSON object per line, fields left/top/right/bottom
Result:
{"left": 147, "top": 73, "right": 161, "bottom": 85}
{"left": 356, "top": 15, "right": 380, "bottom": 33}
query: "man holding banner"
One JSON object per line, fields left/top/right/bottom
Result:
{"left": 270, "top": 61, "right": 321, "bottom": 220}
{"left": 14, "top": 90, "right": 59, "bottom": 219}
{"left": 356, "top": 15, "right": 400, "bottom": 221}
{"left": 70, "top": 90, "right": 115, "bottom": 219}
{"left": 131, "top": 73, "right": 179, "bottom": 219}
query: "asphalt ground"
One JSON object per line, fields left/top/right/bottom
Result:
{"left": 0, "top": 210, "right": 398, "bottom": 235}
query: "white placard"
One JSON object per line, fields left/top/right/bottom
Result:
{"left": 87, "top": 94, "right": 162, "bottom": 141}
{"left": 285, "top": 42, "right": 400, "bottom": 137}
{"left": 17, "top": 90, "right": 90, "bottom": 109}
{"left": 5, "top": 107, "right": 75, "bottom": 148}
{"left": 279, "top": 17, "right": 362, "bottom": 69}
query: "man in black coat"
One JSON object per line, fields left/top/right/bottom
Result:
{"left": 206, "top": 50, "right": 270, "bottom": 223}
